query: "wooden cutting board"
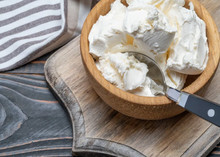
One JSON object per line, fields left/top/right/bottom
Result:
{"left": 45, "top": 36, "right": 220, "bottom": 157}
{"left": 44, "top": 1, "right": 220, "bottom": 156}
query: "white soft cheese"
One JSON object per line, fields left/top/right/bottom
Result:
{"left": 124, "top": 0, "right": 187, "bottom": 89}
{"left": 123, "top": 0, "right": 186, "bottom": 89}
{"left": 89, "top": 0, "right": 208, "bottom": 96}
{"left": 96, "top": 54, "right": 124, "bottom": 89}
{"left": 126, "top": 0, "right": 163, "bottom": 5}
{"left": 126, "top": 0, "right": 209, "bottom": 75}
{"left": 109, "top": 52, "right": 148, "bottom": 91}
{"left": 124, "top": 1, "right": 176, "bottom": 54}
{"left": 126, "top": 0, "right": 185, "bottom": 8}
{"left": 97, "top": 52, "right": 163, "bottom": 96}
{"left": 165, "top": 2, "right": 209, "bottom": 74}
{"left": 88, "top": 0, "right": 127, "bottom": 57}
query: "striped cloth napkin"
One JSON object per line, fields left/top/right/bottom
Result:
{"left": 0, "top": 0, "right": 99, "bottom": 72}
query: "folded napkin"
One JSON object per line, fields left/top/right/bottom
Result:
{"left": 0, "top": 0, "right": 98, "bottom": 71}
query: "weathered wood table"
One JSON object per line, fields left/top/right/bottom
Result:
{"left": 0, "top": 53, "right": 74, "bottom": 156}
{"left": 0, "top": 0, "right": 220, "bottom": 156}
{"left": 0, "top": 43, "right": 219, "bottom": 157}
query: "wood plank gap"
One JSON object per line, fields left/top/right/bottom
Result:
{"left": 0, "top": 147, "right": 72, "bottom": 156}
{"left": 0, "top": 137, "right": 73, "bottom": 151}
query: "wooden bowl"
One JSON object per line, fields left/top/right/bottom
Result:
{"left": 80, "top": 0, "right": 220, "bottom": 120}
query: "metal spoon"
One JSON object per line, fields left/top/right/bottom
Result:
{"left": 127, "top": 51, "right": 220, "bottom": 127}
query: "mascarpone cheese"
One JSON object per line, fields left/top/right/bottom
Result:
{"left": 89, "top": 0, "right": 127, "bottom": 57}
{"left": 166, "top": 2, "right": 209, "bottom": 74}
{"left": 123, "top": 1, "right": 176, "bottom": 54}
{"left": 88, "top": 0, "right": 209, "bottom": 96}
{"left": 97, "top": 52, "right": 164, "bottom": 96}
{"left": 125, "top": 0, "right": 209, "bottom": 75}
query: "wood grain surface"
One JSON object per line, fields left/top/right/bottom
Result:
{"left": 45, "top": 35, "right": 220, "bottom": 157}
{"left": 80, "top": 0, "right": 220, "bottom": 120}
{"left": 0, "top": 43, "right": 219, "bottom": 157}
{"left": 0, "top": 55, "right": 73, "bottom": 156}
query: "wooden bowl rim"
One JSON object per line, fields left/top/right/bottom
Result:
{"left": 80, "top": 0, "right": 220, "bottom": 106}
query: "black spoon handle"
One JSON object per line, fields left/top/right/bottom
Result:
{"left": 166, "top": 87, "right": 220, "bottom": 127}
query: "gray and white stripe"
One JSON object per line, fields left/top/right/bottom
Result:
{"left": 0, "top": 0, "right": 66, "bottom": 71}
{"left": 0, "top": 0, "right": 99, "bottom": 71}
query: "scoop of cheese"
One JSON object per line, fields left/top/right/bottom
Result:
{"left": 97, "top": 52, "right": 164, "bottom": 96}
{"left": 166, "top": 2, "right": 209, "bottom": 74}
{"left": 124, "top": 1, "right": 176, "bottom": 54}
{"left": 88, "top": 0, "right": 127, "bottom": 57}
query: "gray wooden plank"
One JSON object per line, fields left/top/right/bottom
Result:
{"left": 0, "top": 74, "right": 73, "bottom": 156}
